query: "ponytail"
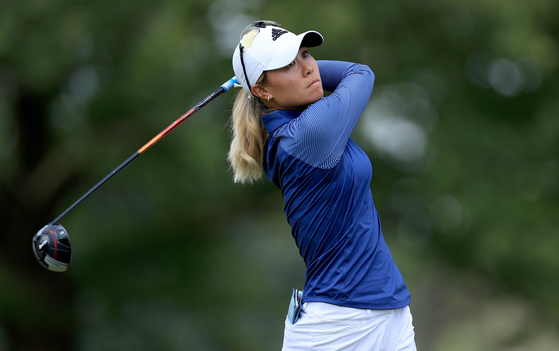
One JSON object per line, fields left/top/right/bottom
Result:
{"left": 227, "top": 76, "right": 269, "bottom": 184}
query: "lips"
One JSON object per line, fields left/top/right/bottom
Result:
{"left": 308, "top": 79, "right": 320, "bottom": 88}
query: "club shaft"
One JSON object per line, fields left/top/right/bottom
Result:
{"left": 50, "top": 77, "right": 238, "bottom": 224}
{"left": 51, "top": 152, "right": 140, "bottom": 224}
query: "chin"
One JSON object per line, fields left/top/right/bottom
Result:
{"left": 311, "top": 90, "right": 324, "bottom": 102}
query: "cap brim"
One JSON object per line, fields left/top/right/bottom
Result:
{"left": 300, "top": 31, "right": 323, "bottom": 48}
{"left": 264, "top": 30, "right": 323, "bottom": 72}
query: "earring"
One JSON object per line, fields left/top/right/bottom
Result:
{"left": 267, "top": 96, "right": 271, "bottom": 101}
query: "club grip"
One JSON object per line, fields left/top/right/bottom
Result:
{"left": 221, "top": 76, "right": 238, "bottom": 92}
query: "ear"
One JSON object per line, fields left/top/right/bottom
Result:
{"left": 251, "top": 84, "right": 270, "bottom": 100}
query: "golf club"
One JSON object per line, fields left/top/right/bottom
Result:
{"left": 33, "top": 76, "right": 239, "bottom": 272}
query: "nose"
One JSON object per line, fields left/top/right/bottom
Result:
{"left": 304, "top": 62, "right": 313, "bottom": 76}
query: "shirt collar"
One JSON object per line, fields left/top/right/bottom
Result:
{"left": 261, "top": 109, "right": 303, "bottom": 134}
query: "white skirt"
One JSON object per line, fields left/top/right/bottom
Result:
{"left": 282, "top": 302, "right": 416, "bottom": 351}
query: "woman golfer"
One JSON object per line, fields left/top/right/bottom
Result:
{"left": 228, "top": 20, "right": 416, "bottom": 350}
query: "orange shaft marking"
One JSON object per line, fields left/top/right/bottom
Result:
{"left": 138, "top": 108, "right": 195, "bottom": 154}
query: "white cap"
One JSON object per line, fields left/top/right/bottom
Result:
{"left": 232, "top": 22, "right": 323, "bottom": 95}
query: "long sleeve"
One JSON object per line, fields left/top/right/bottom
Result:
{"left": 279, "top": 60, "right": 375, "bottom": 169}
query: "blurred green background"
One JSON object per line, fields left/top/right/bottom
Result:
{"left": 1, "top": 0, "right": 558, "bottom": 350}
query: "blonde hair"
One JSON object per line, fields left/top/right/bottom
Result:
{"left": 227, "top": 75, "right": 270, "bottom": 184}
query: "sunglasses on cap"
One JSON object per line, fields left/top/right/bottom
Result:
{"left": 238, "top": 20, "right": 282, "bottom": 93}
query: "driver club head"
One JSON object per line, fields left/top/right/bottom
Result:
{"left": 32, "top": 223, "right": 72, "bottom": 272}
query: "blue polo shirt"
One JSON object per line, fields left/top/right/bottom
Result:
{"left": 261, "top": 61, "right": 410, "bottom": 309}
